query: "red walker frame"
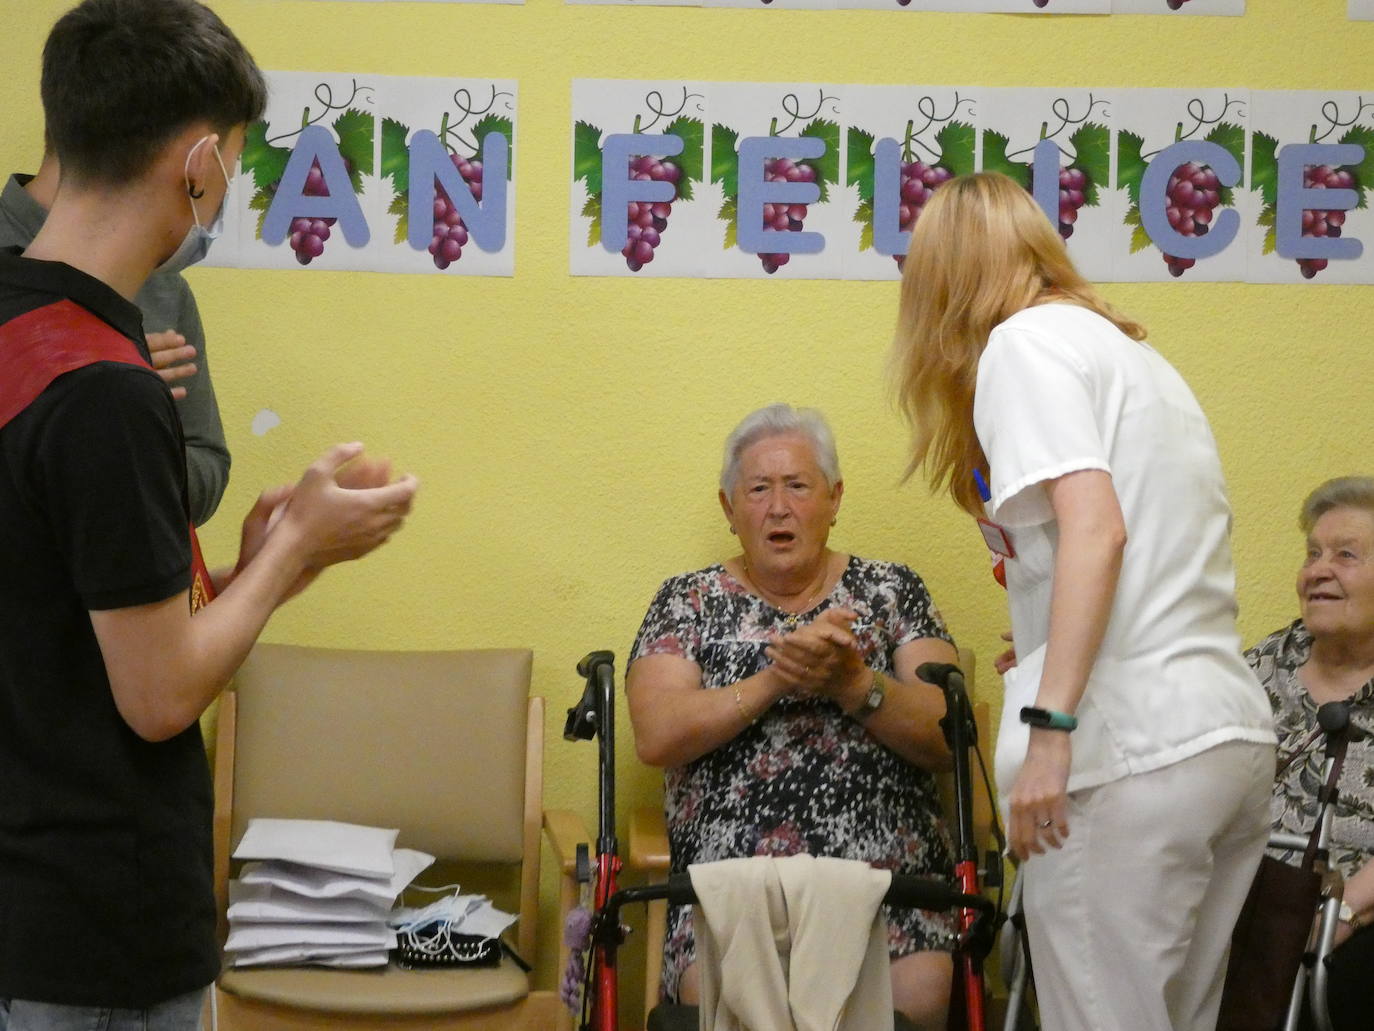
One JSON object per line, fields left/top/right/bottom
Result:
{"left": 564, "top": 652, "right": 1002, "bottom": 1031}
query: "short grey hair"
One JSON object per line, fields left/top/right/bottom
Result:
{"left": 1299, "top": 476, "right": 1374, "bottom": 534}
{"left": 719, "top": 403, "right": 841, "bottom": 495}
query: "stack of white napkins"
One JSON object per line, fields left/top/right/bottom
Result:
{"left": 225, "top": 818, "right": 434, "bottom": 969}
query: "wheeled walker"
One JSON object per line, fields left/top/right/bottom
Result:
{"left": 563, "top": 651, "right": 1006, "bottom": 1031}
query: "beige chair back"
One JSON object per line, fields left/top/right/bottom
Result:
{"left": 229, "top": 644, "right": 533, "bottom": 862}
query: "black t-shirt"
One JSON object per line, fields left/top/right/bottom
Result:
{"left": 0, "top": 250, "right": 218, "bottom": 1007}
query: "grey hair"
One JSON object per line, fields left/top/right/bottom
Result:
{"left": 719, "top": 403, "right": 841, "bottom": 495}
{"left": 1299, "top": 476, "right": 1374, "bottom": 534}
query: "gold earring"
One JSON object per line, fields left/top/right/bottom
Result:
{"left": 729, "top": 526, "right": 737, "bottom": 535}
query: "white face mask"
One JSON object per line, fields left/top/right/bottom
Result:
{"left": 157, "top": 135, "right": 231, "bottom": 275}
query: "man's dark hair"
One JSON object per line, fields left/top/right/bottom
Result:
{"left": 41, "top": 0, "right": 267, "bottom": 186}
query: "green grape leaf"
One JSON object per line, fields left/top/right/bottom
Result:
{"left": 472, "top": 114, "right": 515, "bottom": 180}
{"left": 1123, "top": 204, "right": 1158, "bottom": 254}
{"left": 255, "top": 206, "right": 268, "bottom": 238}
{"left": 241, "top": 120, "right": 290, "bottom": 193}
{"left": 718, "top": 196, "right": 738, "bottom": 250}
{"left": 1130, "top": 221, "right": 1154, "bottom": 255}
{"left": 1070, "top": 122, "right": 1110, "bottom": 208}
{"left": 1204, "top": 121, "right": 1246, "bottom": 207}
{"left": 936, "top": 120, "right": 976, "bottom": 177}
{"left": 1252, "top": 132, "right": 1279, "bottom": 209}
{"left": 333, "top": 108, "right": 374, "bottom": 190}
{"left": 381, "top": 118, "right": 410, "bottom": 194}
{"left": 582, "top": 193, "right": 601, "bottom": 249}
{"left": 981, "top": 131, "right": 1029, "bottom": 188}
{"left": 1257, "top": 205, "right": 1276, "bottom": 255}
{"left": 1117, "top": 130, "right": 1147, "bottom": 208}
{"left": 712, "top": 124, "right": 739, "bottom": 198}
{"left": 574, "top": 121, "right": 603, "bottom": 196}
{"left": 388, "top": 191, "right": 408, "bottom": 245}
{"left": 847, "top": 128, "right": 876, "bottom": 203}
{"left": 1204, "top": 121, "right": 1246, "bottom": 166}
{"left": 800, "top": 118, "right": 840, "bottom": 202}
{"left": 664, "top": 116, "right": 704, "bottom": 203}
{"left": 1341, "top": 125, "right": 1374, "bottom": 209}
{"left": 249, "top": 188, "right": 272, "bottom": 212}
{"left": 854, "top": 198, "right": 874, "bottom": 252}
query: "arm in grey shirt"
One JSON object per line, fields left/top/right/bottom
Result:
{"left": 135, "top": 271, "right": 231, "bottom": 526}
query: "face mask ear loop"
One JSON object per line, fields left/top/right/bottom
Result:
{"left": 184, "top": 136, "right": 213, "bottom": 216}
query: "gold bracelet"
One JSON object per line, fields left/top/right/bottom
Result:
{"left": 734, "top": 683, "right": 756, "bottom": 724}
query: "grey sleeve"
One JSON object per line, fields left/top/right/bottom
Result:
{"left": 136, "top": 272, "right": 232, "bottom": 526}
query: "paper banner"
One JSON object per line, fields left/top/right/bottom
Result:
{"left": 1109, "top": 89, "right": 1251, "bottom": 282}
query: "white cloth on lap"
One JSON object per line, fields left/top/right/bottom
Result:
{"left": 690, "top": 854, "right": 893, "bottom": 1031}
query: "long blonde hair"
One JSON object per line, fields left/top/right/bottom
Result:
{"left": 889, "top": 171, "right": 1146, "bottom": 515}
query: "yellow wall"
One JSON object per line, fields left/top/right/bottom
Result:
{"left": 4, "top": 0, "right": 1373, "bottom": 1023}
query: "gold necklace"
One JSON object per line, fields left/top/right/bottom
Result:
{"left": 741, "top": 555, "right": 831, "bottom": 628}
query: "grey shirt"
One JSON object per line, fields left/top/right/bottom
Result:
{"left": 0, "top": 173, "right": 230, "bottom": 525}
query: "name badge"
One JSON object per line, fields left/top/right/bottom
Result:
{"left": 977, "top": 517, "right": 1016, "bottom": 559}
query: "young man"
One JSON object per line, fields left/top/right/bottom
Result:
{"left": 0, "top": 1, "right": 419, "bottom": 1026}
{"left": 0, "top": 150, "right": 232, "bottom": 526}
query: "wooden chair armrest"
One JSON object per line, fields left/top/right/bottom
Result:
{"left": 629, "top": 805, "right": 671, "bottom": 873}
{"left": 543, "top": 809, "right": 590, "bottom": 876}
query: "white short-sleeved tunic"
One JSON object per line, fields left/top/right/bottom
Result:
{"left": 974, "top": 303, "right": 1274, "bottom": 795}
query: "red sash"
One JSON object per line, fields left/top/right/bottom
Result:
{"left": 0, "top": 300, "right": 216, "bottom": 610}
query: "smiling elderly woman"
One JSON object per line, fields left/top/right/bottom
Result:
{"left": 626, "top": 403, "right": 960, "bottom": 1031}
{"left": 1247, "top": 476, "right": 1374, "bottom": 1031}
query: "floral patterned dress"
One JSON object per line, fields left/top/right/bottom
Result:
{"left": 1247, "top": 619, "right": 1374, "bottom": 879}
{"left": 629, "top": 555, "right": 959, "bottom": 1002}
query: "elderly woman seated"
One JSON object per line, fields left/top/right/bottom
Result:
{"left": 1248, "top": 476, "right": 1374, "bottom": 1031}
{"left": 626, "top": 403, "right": 960, "bottom": 1031}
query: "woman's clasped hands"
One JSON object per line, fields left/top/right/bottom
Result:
{"left": 764, "top": 607, "right": 869, "bottom": 704}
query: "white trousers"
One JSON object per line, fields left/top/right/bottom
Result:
{"left": 1022, "top": 740, "right": 1274, "bottom": 1031}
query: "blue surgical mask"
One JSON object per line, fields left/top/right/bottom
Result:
{"left": 157, "top": 135, "right": 231, "bottom": 275}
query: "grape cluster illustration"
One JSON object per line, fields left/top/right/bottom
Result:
{"left": 894, "top": 160, "right": 954, "bottom": 267}
{"left": 1296, "top": 164, "right": 1354, "bottom": 279}
{"left": 1029, "top": 164, "right": 1090, "bottom": 240}
{"left": 1054, "top": 166, "right": 1090, "bottom": 240}
{"left": 621, "top": 154, "right": 681, "bottom": 272}
{"left": 428, "top": 153, "right": 485, "bottom": 271}
{"left": 1160, "top": 161, "right": 1221, "bottom": 277}
{"left": 758, "top": 156, "right": 818, "bottom": 274}
{"left": 1167, "top": 0, "right": 1194, "bottom": 8}
{"left": 287, "top": 160, "right": 337, "bottom": 266}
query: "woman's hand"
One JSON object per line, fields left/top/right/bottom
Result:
{"left": 765, "top": 607, "right": 863, "bottom": 696}
{"left": 1008, "top": 729, "right": 1072, "bottom": 860}
{"left": 993, "top": 630, "right": 1017, "bottom": 675}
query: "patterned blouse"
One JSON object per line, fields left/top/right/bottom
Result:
{"left": 1247, "top": 619, "right": 1374, "bottom": 879}
{"left": 629, "top": 555, "right": 959, "bottom": 1002}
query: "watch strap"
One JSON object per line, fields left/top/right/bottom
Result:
{"left": 850, "top": 670, "right": 886, "bottom": 721}
{"left": 1020, "top": 705, "right": 1078, "bottom": 732}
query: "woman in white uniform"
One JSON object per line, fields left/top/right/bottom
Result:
{"left": 889, "top": 172, "right": 1275, "bottom": 1031}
